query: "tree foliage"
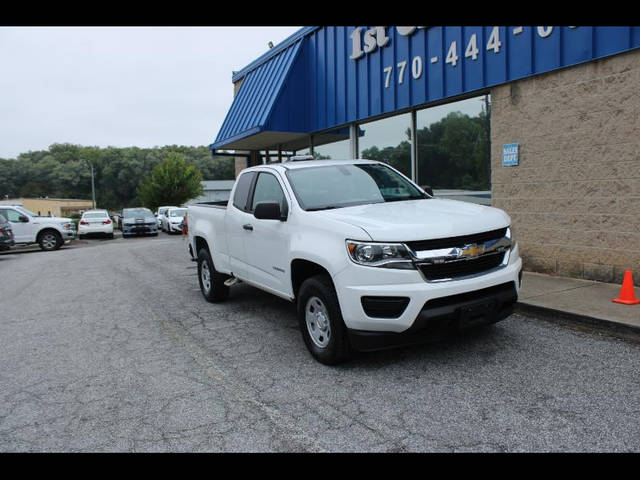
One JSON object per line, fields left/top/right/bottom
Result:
{"left": 361, "top": 109, "right": 490, "bottom": 190}
{"left": 0, "top": 144, "right": 235, "bottom": 210}
{"left": 136, "top": 153, "right": 204, "bottom": 211}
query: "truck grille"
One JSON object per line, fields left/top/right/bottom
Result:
{"left": 405, "top": 228, "right": 507, "bottom": 251}
{"left": 417, "top": 251, "right": 505, "bottom": 281}
{"left": 408, "top": 228, "right": 510, "bottom": 281}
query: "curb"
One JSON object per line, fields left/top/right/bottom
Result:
{"left": 515, "top": 301, "right": 640, "bottom": 343}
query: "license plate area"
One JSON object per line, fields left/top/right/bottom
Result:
{"left": 458, "top": 299, "right": 497, "bottom": 329}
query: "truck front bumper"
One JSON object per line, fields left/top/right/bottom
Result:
{"left": 347, "top": 281, "right": 518, "bottom": 351}
{"left": 333, "top": 245, "right": 522, "bottom": 344}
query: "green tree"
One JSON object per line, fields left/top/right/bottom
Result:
{"left": 136, "top": 153, "right": 204, "bottom": 211}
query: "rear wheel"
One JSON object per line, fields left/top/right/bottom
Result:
{"left": 38, "top": 230, "right": 63, "bottom": 251}
{"left": 197, "top": 248, "right": 229, "bottom": 302}
{"left": 297, "top": 274, "right": 351, "bottom": 365}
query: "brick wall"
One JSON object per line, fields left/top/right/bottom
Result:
{"left": 491, "top": 49, "right": 640, "bottom": 286}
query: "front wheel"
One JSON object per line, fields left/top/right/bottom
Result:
{"left": 297, "top": 274, "right": 351, "bottom": 365}
{"left": 197, "top": 248, "right": 229, "bottom": 302}
{"left": 38, "top": 230, "right": 63, "bottom": 251}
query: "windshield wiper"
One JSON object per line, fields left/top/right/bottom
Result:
{"left": 306, "top": 205, "right": 341, "bottom": 211}
{"left": 384, "top": 197, "right": 425, "bottom": 202}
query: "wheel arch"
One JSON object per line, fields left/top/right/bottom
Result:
{"left": 194, "top": 235, "right": 210, "bottom": 255}
{"left": 290, "top": 258, "right": 335, "bottom": 300}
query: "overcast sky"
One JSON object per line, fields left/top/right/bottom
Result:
{"left": 0, "top": 26, "right": 301, "bottom": 159}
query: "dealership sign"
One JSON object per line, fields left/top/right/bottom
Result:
{"left": 502, "top": 143, "right": 519, "bottom": 167}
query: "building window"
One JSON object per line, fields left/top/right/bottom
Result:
{"left": 416, "top": 95, "right": 491, "bottom": 204}
{"left": 312, "top": 127, "right": 351, "bottom": 160}
{"left": 358, "top": 113, "right": 412, "bottom": 178}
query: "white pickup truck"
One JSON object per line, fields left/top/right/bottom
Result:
{"left": 0, "top": 204, "right": 76, "bottom": 251}
{"left": 188, "top": 158, "right": 522, "bottom": 364}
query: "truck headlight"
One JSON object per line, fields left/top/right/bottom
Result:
{"left": 60, "top": 222, "right": 74, "bottom": 230}
{"left": 346, "top": 240, "right": 415, "bottom": 269}
{"left": 506, "top": 226, "right": 516, "bottom": 250}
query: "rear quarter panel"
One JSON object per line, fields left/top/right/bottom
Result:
{"left": 189, "top": 204, "right": 232, "bottom": 275}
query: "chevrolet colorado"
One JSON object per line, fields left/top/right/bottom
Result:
{"left": 188, "top": 158, "right": 522, "bottom": 364}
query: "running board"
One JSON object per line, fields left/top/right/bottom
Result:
{"left": 224, "top": 276, "right": 241, "bottom": 287}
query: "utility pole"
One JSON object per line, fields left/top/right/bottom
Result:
{"left": 84, "top": 159, "right": 96, "bottom": 209}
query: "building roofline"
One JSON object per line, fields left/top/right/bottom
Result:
{"left": 231, "top": 26, "right": 318, "bottom": 83}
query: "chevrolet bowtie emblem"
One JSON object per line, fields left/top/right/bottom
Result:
{"left": 459, "top": 244, "right": 485, "bottom": 258}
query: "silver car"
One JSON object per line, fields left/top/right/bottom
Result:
{"left": 121, "top": 208, "right": 158, "bottom": 238}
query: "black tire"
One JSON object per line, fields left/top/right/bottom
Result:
{"left": 38, "top": 230, "right": 63, "bottom": 251}
{"left": 108, "top": 233, "right": 114, "bottom": 239}
{"left": 78, "top": 234, "right": 85, "bottom": 240}
{"left": 197, "top": 248, "right": 229, "bottom": 302}
{"left": 297, "top": 274, "right": 351, "bottom": 365}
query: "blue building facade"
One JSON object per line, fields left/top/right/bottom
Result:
{"left": 212, "top": 26, "right": 640, "bottom": 160}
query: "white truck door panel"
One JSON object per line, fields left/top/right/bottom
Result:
{"left": 0, "top": 208, "right": 32, "bottom": 243}
{"left": 224, "top": 171, "right": 257, "bottom": 281}
{"left": 243, "top": 172, "right": 291, "bottom": 296}
{"left": 225, "top": 209, "right": 253, "bottom": 280}
{"left": 244, "top": 218, "right": 290, "bottom": 296}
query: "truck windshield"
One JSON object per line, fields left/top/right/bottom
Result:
{"left": 16, "top": 206, "right": 37, "bottom": 217}
{"left": 286, "top": 163, "right": 428, "bottom": 211}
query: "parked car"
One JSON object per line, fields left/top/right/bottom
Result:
{"left": 0, "top": 212, "right": 15, "bottom": 251}
{"left": 121, "top": 208, "right": 158, "bottom": 238}
{"left": 78, "top": 209, "right": 114, "bottom": 239}
{"left": 156, "top": 206, "right": 177, "bottom": 229}
{"left": 0, "top": 204, "right": 76, "bottom": 251}
{"left": 188, "top": 158, "right": 522, "bottom": 364}
{"left": 161, "top": 207, "right": 187, "bottom": 234}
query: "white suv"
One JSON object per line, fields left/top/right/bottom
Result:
{"left": 162, "top": 207, "right": 187, "bottom": 234}
{"left": 78, "top": 210, "right": 114, "bottom": 239}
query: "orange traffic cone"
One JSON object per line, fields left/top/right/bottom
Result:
{"left": 612, "top": 270, "right": 640, "bottom": 305}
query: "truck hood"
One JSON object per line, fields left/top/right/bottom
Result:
{"left": 35, "top": 216, "right": 73, "bottom": 223}
{"left": 319, "top": 198, "right": 510, "bottom": 242}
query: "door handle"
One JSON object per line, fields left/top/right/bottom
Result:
{"left": 243, "top": 224, "right": 253, "bottom": 231}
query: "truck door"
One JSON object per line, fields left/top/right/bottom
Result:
{"left": 243, "top": 171, "right": 292, "bottom": 297}
{"left": 0, "top": 208, "right": 32, "bottom": 243}
{"left": 225, "top": 171, "right": 256, "bottom": 281}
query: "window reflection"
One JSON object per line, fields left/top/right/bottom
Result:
{"left": 358, "top": 113, "right": 412, "bottom": 178}
{"left": 416, "top": 96, "right": 491, "bottom": 201}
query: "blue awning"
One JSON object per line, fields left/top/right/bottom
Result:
{"left": 210, "top": 39, "right": 306, "bottom": 151}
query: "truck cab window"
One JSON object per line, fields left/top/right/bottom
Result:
{"left": 0, "top": 209, "right": 21, "bottom": 222}
{"left": 232, "top": 172, "right": 256, "bottom": 211}
{"left": 250, "top": 173, "right": 286, "bottom": 213}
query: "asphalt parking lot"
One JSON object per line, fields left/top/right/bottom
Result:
{"left": 0, "top": 233, "right": 639, "bottom": 452}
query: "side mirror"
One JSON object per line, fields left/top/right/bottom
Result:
{"left": 254, "top": 201, "right": 284, "bottom": 221}
{"left": 19, "top": 215, "right": 29, "bottom": 223}
{"left": 421, "top": 185, "right": 434, "bottom": 196}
